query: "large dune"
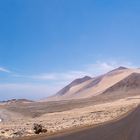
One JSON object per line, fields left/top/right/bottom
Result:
{"left": 103, "top": 72, "right": 140, "bottom": 95}
{"left": 46, "top": 67, "right": 140, "bottom": 101}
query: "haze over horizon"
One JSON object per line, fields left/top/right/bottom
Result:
{"left": 0, "top": 0, "right": 140, "bottom": 100}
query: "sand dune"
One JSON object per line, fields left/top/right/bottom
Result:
{"left": 103, "top": 73, "right": 140, "bottom": 94}
{"left": 46, "top": 67, "right": 140, "bottom": 101}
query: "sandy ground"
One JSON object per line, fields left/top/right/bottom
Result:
{"left": 34, "top": 105, "right": 140, "bottom": 140}
{"left": 1, "top": 95, "right": 140, "bottom": 139}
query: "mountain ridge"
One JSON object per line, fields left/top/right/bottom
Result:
{"left": 45, "top": 67, "right": 140, "bottom": 101}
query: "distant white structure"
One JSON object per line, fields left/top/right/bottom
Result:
{"left": 0, "top": 119, "right": 2, "bottom": 122}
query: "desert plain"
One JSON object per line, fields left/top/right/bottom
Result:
{"left": 1, "top": 67, "right": 140, "bottom": 140}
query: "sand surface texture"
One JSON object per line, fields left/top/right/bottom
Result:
{"left": 1, "top": 95, "right": 140, "bottom": 139}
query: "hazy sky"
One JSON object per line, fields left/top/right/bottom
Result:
{"left": 0, "top": 0, "right": 140, "bottom": 100}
